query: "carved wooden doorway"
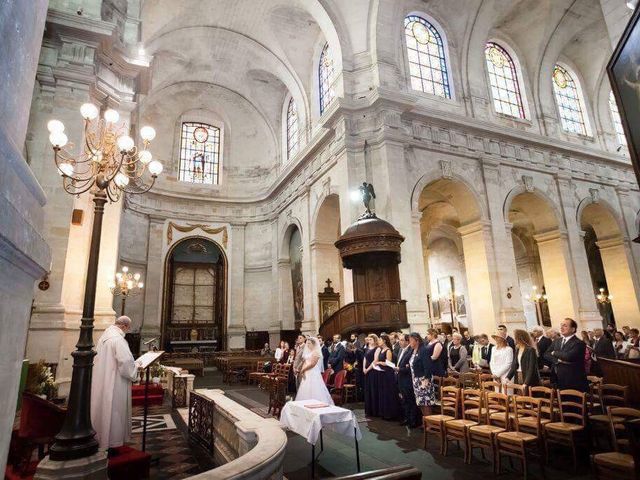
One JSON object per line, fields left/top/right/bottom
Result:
{"left": 162, "top": 237, "right": 226, "bottom": 350}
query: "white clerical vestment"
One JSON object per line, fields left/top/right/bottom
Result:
{"left": 90, "top": 325, "right": 138, "bottom": 449}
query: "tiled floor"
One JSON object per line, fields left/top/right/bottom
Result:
{"left": 128, "top": 403, "right": 214, "bottom": 480}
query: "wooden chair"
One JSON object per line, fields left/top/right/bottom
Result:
{"left": 423, "top": 386, "right": 460, "bottom": 454}
{"left": 266, "top": 376, "right": 288, "bottom": 418}
{"left": 343, "top": 381, "right": 357, "bottom": 404}
{"left": 529, "top": 386, "right": 556, "bottom": 423}
{"left": 544, "top": 389, "right": 588, "bottom": 472}
{"left": 331, "top": 370, "right": 348, "bottom": 405}
{"left": 322, "top": 367, "right": 334, "bottom": 385}
{"left": 590, "top": 384, "right": 629, "bottom": 449}
{"left": 442, "top": 376, "right": 459, "bottom": 388}
{"left": 467, "top": 391, "right": 509, "bottom": 473}
{"left": 496, "top": 396, "right": 545, "bottom": 480}
{"left": 488, "top": 391, "right": 511, "bottom": 430}
{"left": 248, "top": 360, "right": 269, "bottom": 385}
{"left": 459, "top": 372, "right": 479, "bottom": 389}
{"left": 479, "top": 373, "right": 495, "bottom": 383}
{"left": 443, "top": 388, "right": 481, "bottom": 461}
{"left": 481, "top": 380, "right": 502, "bottom": 394}
{"left": 592, "top": 408, "right": 640, "bottom": 479}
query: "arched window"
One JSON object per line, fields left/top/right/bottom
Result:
{"left": 552, "top": 65, "right": 588, "bottom": 136}
{"left": 404, "top": 15, "right": 451, "bottom": 98}
{"left": 485, "top": 42, "right": 525, "bottom": 118}
{"left": 178, "top": 122, "right": 221, "bottom": 184}
{"left": 286, "top": 98, "right": 299, "bottom": 159}
{"left": 319, "top": 43, "right": 335, "bottom": 114}
{"left": 609, "top": 91, "right": 627, "bottom": 148}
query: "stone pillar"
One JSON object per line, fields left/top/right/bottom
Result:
{"left": 228, "top": 223, "right": 246, "bottom": 348}
{"left": 269, "top": 220, "right": 283, "bottom": 346}
{"left": 534, "top": 230, "right": 581, "bottom": 324}
{"left": 0, "top": 2, "right": 50, "bottom": 474}
{"left": 300, "top": 188, "right": 317, "bottom": 335}
{"left": 482, "top": 159, "right": 526, "bottom": 328}
{"left": 615, "top": 186, "right": 640, "bottom": 287}
{"left": 458, "top": 221, "right": 499, "bottom": 334}
{"left": 597, "top": 236, "right": 640, "bottom": 324}
{"left": 141, "top": 217, "right": 164, "bottom": 342}
{"left": 310, "top": 240, "right": 342, "bottom": 326}
{"left": 557, "top": 178, "right": 602, "bottom": 328}
{"left": 409, "top": 213, "right": 431, "bottom": 332}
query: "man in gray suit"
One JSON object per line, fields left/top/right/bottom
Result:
{"left": 293, "top": 334, "right": 307, "bottom": 390}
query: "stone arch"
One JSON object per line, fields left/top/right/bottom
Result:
{"left": 411, "top": 171, "right": 488, "bottom": 222}
{"left": 503, "top": 185, "right": 564, "bottom": 234}
{"left": 279, "top": 219, "right": 304, "bottom": 260}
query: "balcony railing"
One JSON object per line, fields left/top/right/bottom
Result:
{"left": 319, "top": 299, "right": 408, "bottom": 338}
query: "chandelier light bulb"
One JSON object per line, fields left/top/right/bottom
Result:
{"left": 148, "top": 159, "right": 163, "bottom": 176}
{"left": 138, "top": 282, "right": 144, "bottom": 289}
{"left": 609, "top": 294, "right": 613, "bottom": 301}
{"left": 139, "top": 150, "right": 152, "bottom": 164}
{"left": 126, "top": 280, "right": 134, "bottom": 289}
{"left": 114, "top": 172, "right": 130, "bottom": 187}
{"left": 116, "top": 135, "right": 134, "bottom": 152}
{"left": 80, "top": 103, "right": 99, "bottom": 120}
{"left": 57, "top": 162, "right": 74, "bottom": 177}
{"left": 104, "top": 109, "right": 120, "bottom": 124}
{"left": 49, "top": 131, "right": 68, "bottom": 148}
{"left": 116, "top": 272, "right": 123, "bottom": 280}
{"left": 140, "top": 126, "right": 156, "bottom": 141}
{"left": 47, "top": 119, "right": 65, "bottom": 134}
{"left": 134, "top": 273, "right": 141, "bottom": 281}
{"left": 122, "top": 266, "right": 129, "bottom": 273}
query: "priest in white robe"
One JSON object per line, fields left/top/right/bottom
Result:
{"left": 90, "top": 316, "right": 140, "bottom": 451}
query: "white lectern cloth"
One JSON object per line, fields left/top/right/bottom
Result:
{"left": 279, "top": 399, "right": 362, "bottom": 445}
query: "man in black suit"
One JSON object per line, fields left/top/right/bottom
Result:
{"left": 591, "top": 327, "right": 615, "bottom": 376}
{"left": 327, "top": 334, "right": 345, "bottom": 372}
{"left": 474, "top": 334, "right": 493, "bottom": 369}
{"left": 395, "top": 334, "right": 420, "bottom": 427}
{"left": 498, "top": 324, "right": 515, "bottom": 350}
{"left": 531, "top": 326, "right": 552, "bottom": 369}
{"left": 544, "top": 318, "right": 589, "bottom": 392}
{"left": 392, "top": 333, "right": 402, "bottom": 363}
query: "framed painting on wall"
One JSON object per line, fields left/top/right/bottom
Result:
{"left": 608, "top": 5, "right": 640, "bottom": 241}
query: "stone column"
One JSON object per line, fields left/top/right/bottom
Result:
{"left": 597, "top": 236, "right": 640, "bottom": 324}
{"left": 556, "top": 177, "right": 602, "bottom": 328}
{"left": 534, "top": 230, "right": 581, "bottom": 323}
{"left": 615, "top": 186, "right": 640, "bottom": 286}
{"left": 0, "top": 1, "right": 50, "bottom": 474}
{"left": 482, "top": 159, "right": 526, "bottom": 328}
{"left": 458, "top": 221, "right": 500, "bottom": 335}
{"left": 269, "top": 220, "right": 283, "bottom": 347}
{"left": 228, "top": 223, "right": 246, "bottom": 348}
{"left": 141, "top": 217, "right": 164, "bottom": 343}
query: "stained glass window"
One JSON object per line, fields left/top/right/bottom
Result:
{"left": 178, "top": 122, "right": 221, "bottom": 184}
{"left": 286, "top": 98, "right": 299, "bottom": 159}
{"left": 319, "top": 43, "right": 335, "bottom": 114}
{"left": 404, "top": 15, "right": 451, "bottom": 98}
{"left": 609, "top": 91, "right": 627, "bottom": 148}
{"left": 552, "top": 65, "right": 588, "bottom": 136}
{"left": 485, "top": 42, "right": 525, "bottom": 118}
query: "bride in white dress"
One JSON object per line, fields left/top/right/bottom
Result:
{"left": 295, "top": 337, "right": 334, "bottom": 405}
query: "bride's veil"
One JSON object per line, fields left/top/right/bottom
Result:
{"left": 305, "top": 336, "right": 322, "bottom": 358}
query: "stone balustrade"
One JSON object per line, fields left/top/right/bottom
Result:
{"left": 164, "top": 365, "right": 195, "bottom": 408}
{"left": 187, "top": 389, "right": 287, "bottom": 480}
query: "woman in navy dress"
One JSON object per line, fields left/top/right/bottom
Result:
{"left": 363, "top": 334, "right": 380, "bottom": 417}
{"left": 375, "top": 334, "right": 401, "bottom": 421}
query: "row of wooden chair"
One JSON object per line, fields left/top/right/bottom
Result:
{"left": 424, "top": 385, "right": 638, "bottom": 479}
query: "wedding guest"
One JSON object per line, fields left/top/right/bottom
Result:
{"left": 328, "top": 335, "right": 346, "bottom": 372}
{"left": 532, "top": 326, "right": 551, "bottom": 369}
{"left": 260, "top": 343, "right": 272, "bottom": 356}
{"left": 396, "top": 334, "right": 420, "bottom": 427}
{"left": 274, "top": 340, "right": 286, "bottom": 363}
{"left": 374, "top": 334, "right": 401, "bottom": 420}
{"left": 472, "top": 334, "right": 492, "bottom": 369}
{"left": 507, "top": 329, "right": 540, "bottom": 388}
{"left": 613, "top": 331, "right": 630, "bottom": 359}
{"left": 622, "top": 325, "right": 631, "bottom": 340}
{"left": 392, "top": 333, "right": 402, "bottom": 363}
{"left": 591, "top": 327, "right": 615, "bottom": 376}
{"left": 490, "top": 333, "right": 513, "bottom": 387}
{"left": 462, "top": 330, "right": 474, "bottom": 351}
{"left": 321, "top": 339, "right": 331, "bottom": 370}
{"left": 447, "top": 333, "right": 469, "bottom": 373}
{"left": 353, "top": 339, "right": 365, "bottom": 401}
{"left": 581, "top": 331, "right": 593, "bottom": 374}
{"left": 544, "top": 318, "right": 589, "bottom": 392}
{"left": 628, "top": 328, "right": 640, "bottom": 359}
{"left": 425, "top": 329, "right": 446, "bottom": 379}
{"left": 498, "top": 324, "right": 516, "bottom": 350}
{"left": 406, "top": 332, "right": 434, "bottom": 419}
{"left": 363, "top": 334, "right": 380, "bottom": 417}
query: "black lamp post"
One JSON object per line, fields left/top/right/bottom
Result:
{"left": 45, "top": 105, "right": 162, "bottom": 460}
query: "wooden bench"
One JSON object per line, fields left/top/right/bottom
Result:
{"left": 162, "top": 358, "right": 204, "bottom": 376}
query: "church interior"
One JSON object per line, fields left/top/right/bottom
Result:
{"left": 3, "top": 0, "right": 640, "bottom": 478}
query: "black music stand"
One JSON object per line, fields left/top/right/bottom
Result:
{"left": 135, "top": 350, "right": 164, "bottom": 452}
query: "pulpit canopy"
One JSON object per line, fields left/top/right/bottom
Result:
{"left": 334, "top": 216, "right": 404, "bottom": 269}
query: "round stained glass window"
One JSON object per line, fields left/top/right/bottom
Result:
{"left": 553, "top": 67, "right": 568, "bottom": 89}
{"left": 193, "top": 126, "right": 209, "bottom": 143}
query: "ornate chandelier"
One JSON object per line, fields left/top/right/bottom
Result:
{"left": 596, "top": 287, "right": 613, "bottom": 304}
{"left": 47, "top": 103, "right": 163, "bottom": 202}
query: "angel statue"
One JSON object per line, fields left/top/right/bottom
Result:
{"left": 359, "top": 182, "right": 376, "bottom": 217}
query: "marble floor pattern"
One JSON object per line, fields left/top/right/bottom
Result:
{"left": 128, "top": 403, "right": 214, "bottom": 480}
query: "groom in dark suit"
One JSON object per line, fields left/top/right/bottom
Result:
{"left": 544, "top": 318, "right": 589, "bottom": 392}
{"left": 328, "top": 334, "right": 345, "bottom": 372}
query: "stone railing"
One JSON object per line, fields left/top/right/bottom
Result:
{"left": 187, "top": 389, "right": 287, "bottom": 480}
